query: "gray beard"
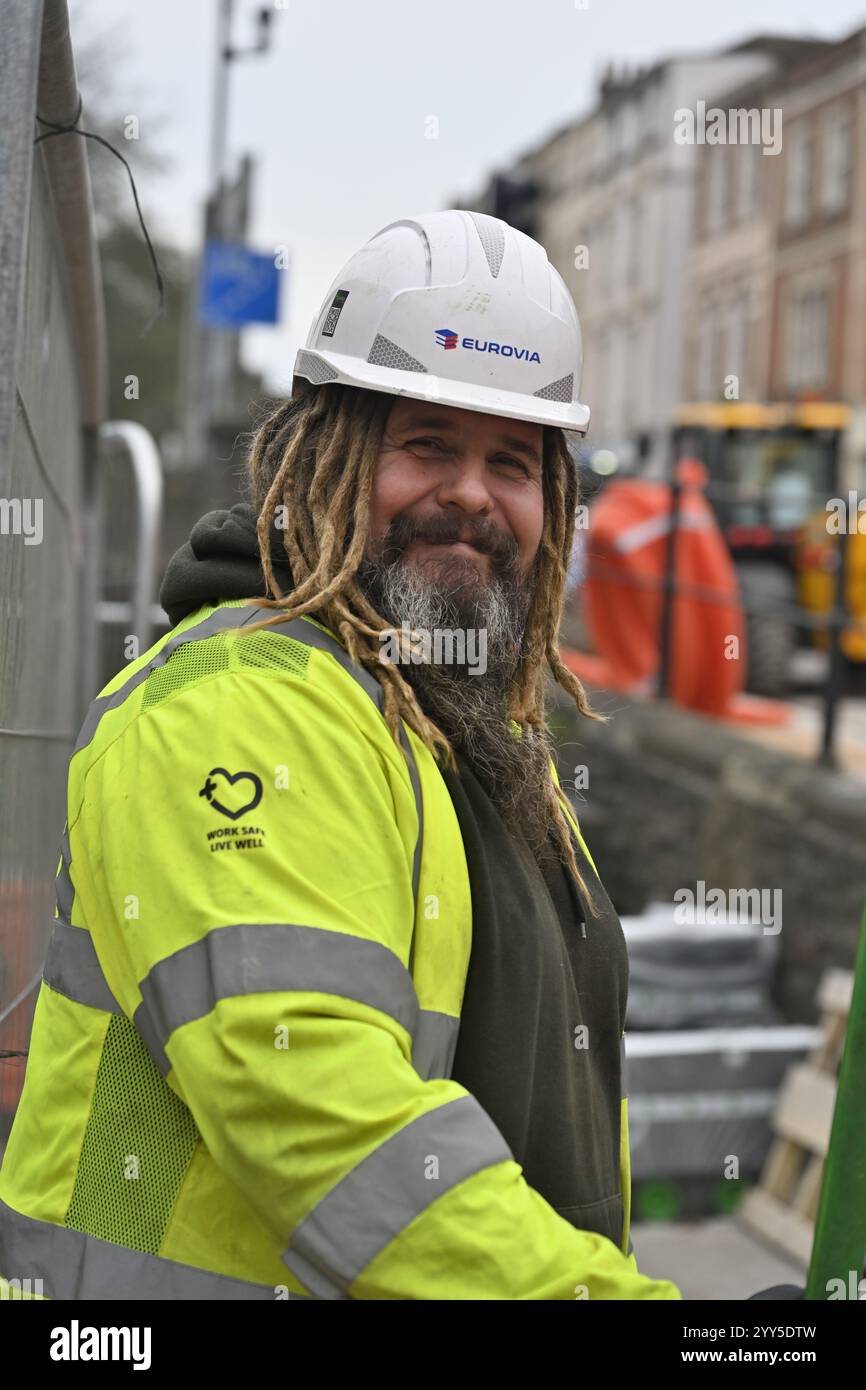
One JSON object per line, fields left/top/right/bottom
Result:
{"left": 355, "top": 547, "right": 560, "bottom": 866}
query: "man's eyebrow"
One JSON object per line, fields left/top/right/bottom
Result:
{"left": 399, "top": 413, "right": 542, "bottom": 465}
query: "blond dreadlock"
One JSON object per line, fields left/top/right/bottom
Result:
{"left": 235, "top": 381, "right": 608, "bottom": 911}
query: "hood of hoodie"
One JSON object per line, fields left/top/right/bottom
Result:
{"left": 159, "top": 502, "right": 294, "bottom": 627}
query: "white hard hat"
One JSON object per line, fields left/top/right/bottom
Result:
{"left": 293, "top": 209, "right": 590, "bottom": 434}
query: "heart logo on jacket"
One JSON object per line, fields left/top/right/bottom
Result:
{"left": 198, "top": 768, "right": 263, "bottom": 820}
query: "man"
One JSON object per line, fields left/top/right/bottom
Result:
{"left": 0, "top": 209, "right": 680, "bottom": 1299}
{"left": 274, "top": 384, "right": 596, "bottom": 879}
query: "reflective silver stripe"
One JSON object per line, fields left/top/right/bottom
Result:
{"left": 72, "top": 604, "right": 424, "bottom": 920}
{"left": 283, "top": 1094, "right": 513, "bottom": 1298}
{"left": 42, "top": 919, "right": 123, "bottom": 1016}
{"left": 55, "top": 824, "right": 74, "bottom": 924}
{"left": 398, "top": 725, "right": 423, "bottom": 971}
{"left": 73, "top": 604, "right": 267, "bottom": 756}
{"left": 271, "top": 617, "right": 424, "bottom": 913}
{"left": 276, "top": 616, "right": 384, "bottom": 706}
{"left": 0, "top": 1198, "right": 301, "bottom": 1300}
{"left": 42, "top": 913, "right": 447, "bottom": 1086}
{"left": 135, "top": 921, "right": 421, "bottom": 1077}
{"left": 414, "top": 1010, "right": 460, "bottom": 1081}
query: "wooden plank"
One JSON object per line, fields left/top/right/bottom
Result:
{"left": 761, "top": 1136, "right": 805, "bottom": 1200}
{"left": 817, "top": 970, "right": 853, "bottom": 1017}
{"left": 738, "top": 1189, "right": 813, "bottom": 1268}
{"left": 793, "top": 1155, "right": 824, "bottom": 1221}
{"left": 811, "top": 1010, "right": 847, "bottom": 1072}
{"left": 773, "top": 1065, "right": 837, "bottom": 1155}
{"left": 736, "top": 968, "right": 851, "bottom": 1272}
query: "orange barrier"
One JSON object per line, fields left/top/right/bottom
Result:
{"left": 562, "top": 460, "right": 790, "bottom": 726}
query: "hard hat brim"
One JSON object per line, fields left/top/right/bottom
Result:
{"left": 294, "top": 348, "right": 591, "bottom": 435}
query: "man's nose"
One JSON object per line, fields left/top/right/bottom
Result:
{"left": 434, "top": 456, "right": 495, "bottom": 513}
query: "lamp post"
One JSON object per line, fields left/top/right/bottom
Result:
{"left": 208, "top": 2, "right": 274, "bottom": 235}
{"left": 183, "top": 3, "right": 276, "bottom": 465}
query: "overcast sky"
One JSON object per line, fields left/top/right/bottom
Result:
{"left": 68, "top": 0, "right": 866, "bottom": 394}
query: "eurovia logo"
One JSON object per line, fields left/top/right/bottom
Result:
{"left": 434, "top": 327, "right": 540, "bottom": 363}
{"left": 435, "top": 328, "right": 458, "bottom": 350}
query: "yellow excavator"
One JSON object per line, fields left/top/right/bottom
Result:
{"left": 671, "top": 401, "right": 866, "bottom": 694}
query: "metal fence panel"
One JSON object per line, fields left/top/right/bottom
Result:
{"left": 0, "top": 0, "right": 95, "bottom": 1133}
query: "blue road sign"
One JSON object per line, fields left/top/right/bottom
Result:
{"left": 200, "top": 241, "right": 281, "bottom": 327}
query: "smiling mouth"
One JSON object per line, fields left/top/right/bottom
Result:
{"left": 412, "top": 539, "right": 488, "bottom": 558}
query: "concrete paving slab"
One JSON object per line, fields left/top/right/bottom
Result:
{"left": 632, "top": 1217, "right": 807, "bottom": 1300}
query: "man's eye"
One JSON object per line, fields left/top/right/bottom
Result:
{"left": 405, "top": 438, "right": 530, "bottom": 474}
{"left": 406, "top": 436, "right": 444, "bottom": 450}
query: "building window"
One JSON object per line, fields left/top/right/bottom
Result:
{"left": 728, "top": 291, "right": 750, "bottom": 392}
{"left": 705, "top": 149, "right": 728, "bottom": 236}
{"left": 594, "top": 330, "right": 609, "bottom": 431}
{"left": 588, "top": 217, "right": 599, "bottom": 300}
{"left": 607, "top": 324, "right": 624, "bottom": 432}
{"left": 627, "top": 198, "right": 641, "bottom": 289}
{"left": 784, "top": 123, "right": 812, "bottom": 228}
{"left": 586, "top": 219, "right": 600, "bottom": 309}
{"left": 612, "top": 208, "right": 625, "bottom": 296}
{"left": 598, "top": 212, "right": 612, "bottom": 298}
{"left": 607, "top": 112, "right": 622, "bottom": 167}
{"left": 697, "top": 295, "right": 718, "bottom": 397}
{"left": 626, "top": 316, "right": 642, "bottom": 425}
{"left": 820, "top": 108, "right": 853, "bottom": 215}
{"left": 786, "top": 286, "right": 830, "bottom": 390}
{"left": 711, "top": 306, "right": 727, "bottom": 397}
{"left": 621, "top": 102, "right": 638, "bottom": 161}
{"left": 736, "top": 145, "right": 761, "bottom": 222}
{"left": 640, "top": 84, "right": 660, "bottom": 148}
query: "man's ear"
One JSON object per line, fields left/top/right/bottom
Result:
{"left": 291, "top": 374, "right": 312, "bottom": 403}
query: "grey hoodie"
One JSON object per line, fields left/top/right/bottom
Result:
{"left": 160, "top": 501, "right": 292, "bottom": 627}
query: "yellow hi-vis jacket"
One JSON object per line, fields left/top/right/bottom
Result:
{"left": 0, "top": 599, "right": 681, "bottom": 1300}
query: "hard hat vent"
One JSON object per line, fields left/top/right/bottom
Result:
{"left": 367, "top": 335, "right": 427, "bottom": 373}
{"left": 535, "top": 374, "right": 574, "bottom": 403}
{"left": 295, "top": 349, "right": 339, "bottom": 384}
{"left": 468, "top": 212, "right": 506, "bottom": 277}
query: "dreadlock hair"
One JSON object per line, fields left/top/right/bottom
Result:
{"left": 238, "top": 379, "right": 608, "bottom": 911}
